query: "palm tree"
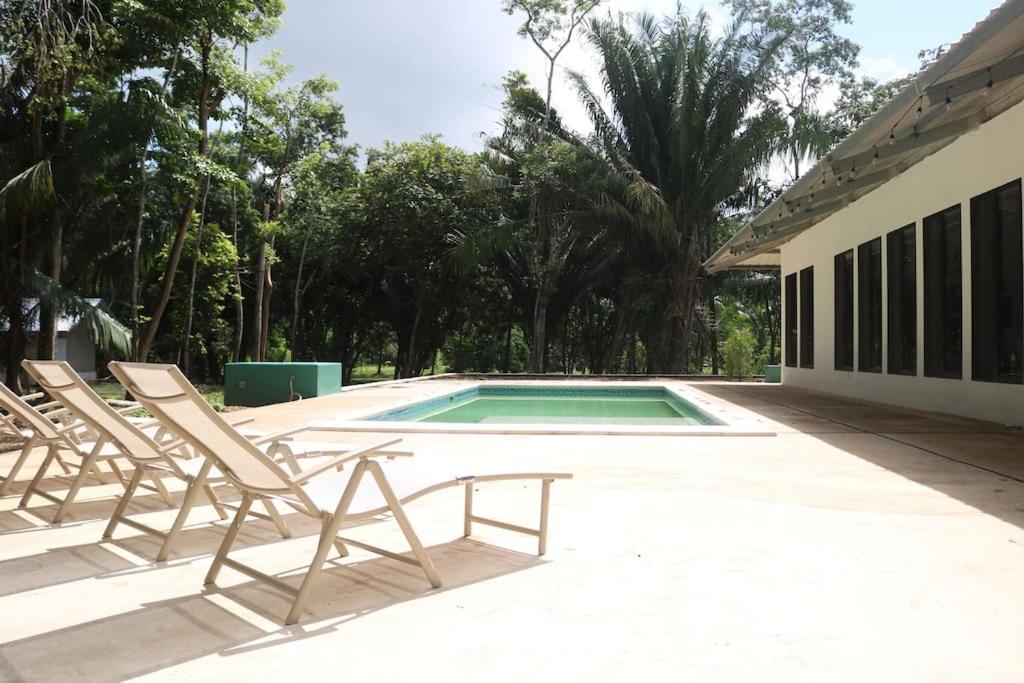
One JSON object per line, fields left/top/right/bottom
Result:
{"left": 569, "top": 9, "right": 785, "bottom": 373}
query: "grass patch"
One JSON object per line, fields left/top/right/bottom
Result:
{"left": 91, "top": 381, "right": 225, "bottom": 411}
{"left": 349, "top": 364, "right": 395, "bottom": 385}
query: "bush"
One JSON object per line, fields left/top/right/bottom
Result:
{"left": 721, "top": 328, "right": 756, "bottom": 379}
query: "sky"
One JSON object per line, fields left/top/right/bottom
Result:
{"left": 251, "top": 0, "right": 999, "bottom": 157}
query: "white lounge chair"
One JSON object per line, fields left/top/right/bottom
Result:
{"left": 21, "top": 360, "right": 414, "bottom": 558}
{"left": 109, "top": 361, "right": 572, "bottom": 625}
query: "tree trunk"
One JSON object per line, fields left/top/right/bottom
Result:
{"left": 290, "top": 230, "right": 310, "bottom": 356}
{"left": 38, "top": 215, "right": 62, "bottom": 361}
{"left": 130, "top": 45, "right": 180, "bottom": 361}
{"left": 4, "top": 216, "right": 30, "bottom": 392}
{"left": 708, "top": 290, "right": 719, "bottom": 375}
{"left": 530, "top": 290, "right": 548, "bottom": 373}
{"left": 181, "top": 176, "right": 211, "bottom": 377}
{"left": 230, "top": 188, "right": 244, "bottom": 361}
{"left": 137, "top": 37, "right": 213, "bottom": 362}
{"left": 259, "top": 240, "right": 273, "bottom": 359}
{"left": 130, "top": 156, "right": 147, "bottom": 360}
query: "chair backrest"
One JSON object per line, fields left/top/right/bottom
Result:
{"left": 0, "top": 380, "right": 62, "bottom": 440}
{"left": 108, "top": 361, "right": 293, "bottom": 493}
{"left": 22, "top": 360, "right": 163, "bottom": 463}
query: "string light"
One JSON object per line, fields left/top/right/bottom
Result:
{"left": 983, "top": 68, "right": 993, "bottom": 96}
{"left": 889, "top": 128, "right": 896, "bottom": 145}
{"left": 872, "top": 147, "right": 879, "bottom": 164}
{"left": 915, "top": 98, "right": 923, "bottom": 119}
{"left": 849, "top": 160, "right": 857, "bottom": 180}
{"left": 945, "top": 87, "right": 953, "bottom": 111}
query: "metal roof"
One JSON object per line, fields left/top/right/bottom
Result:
{"left": 705, "top": 0, "right": 1024, "bottom": 274}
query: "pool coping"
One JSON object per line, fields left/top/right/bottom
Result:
{"left": 312, "top": 380, "right": 776, "bottom": 437}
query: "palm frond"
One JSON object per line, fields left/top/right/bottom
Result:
{"left": 26, "top": 270, "right": 132, "bottom": 359}
{"left": 0, "top": 160, "right": 54, "bottom": 223}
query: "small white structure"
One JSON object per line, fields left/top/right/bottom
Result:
{"left": 707, "top": 0, "right": 1024, "bottom": 426}
{"left": 23, "top": 298, "right": 103, "bottom": 381}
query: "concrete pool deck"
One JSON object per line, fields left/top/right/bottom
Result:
{"left": 1, "top": 379, "right": 1023, "bottom": 681}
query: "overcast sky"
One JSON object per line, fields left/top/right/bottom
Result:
{"left": 251, "top": 0, "right": 997, "bottom": 156}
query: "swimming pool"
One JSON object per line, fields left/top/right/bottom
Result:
{"left": 369, "top": 385, "right": 723, "bottom": 426}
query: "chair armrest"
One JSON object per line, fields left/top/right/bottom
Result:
{"left": 249, "top": 425, "right": 311, "bottom": 446}
{"left": 157, "top": 437, "right": 189, "bottom": 454}
{"left": 289, "top": 438, "right": 406, "bottom": 485}
{"left": 55, "top": 419, "right": 89, "bottom": 435}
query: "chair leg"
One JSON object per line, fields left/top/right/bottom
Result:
{"left": 54, "top": 452, "right": 73, "bottom": 475}
{"left": 285, "top": 513, "right": 349, "bottom": 625}
{"left": 538, "top": 479, "right": 552, "bottom": 556}
{"left": 155, "top": 467, "right": 209, "bottom": 563}
{"left": 368, "top": 461, "right": 442, "bottom": 589}
{"left": 18, "top": 445, "right": 57, "bottom": 510}
{"left": 261, "top": 499, "right": 291, "bottom": 539}
{"left": 463, "top": 481, "right": 473, "bottom": 537}
{"left": 103, "top": 467, "right": 145, "bottom": 540}
{"left": 202, "top": 483, "right": 230, "bottom": 520}
{"left": 52, "top": 445, "right": 103, "bottom": 524}
{"left": 332, "top": 538, "right": 350, "bottom": 557}
{"left": 147, "top": 470, "right": 175, "bottom": 506}
{"left": 205, "top": 494, "right": 253, "bottom": 586}
{"left": 106, "top": 459, "right": 128, "bottom": 487}
{"left": 284, "top": 460, "right": 370, "bottom": 625}
{"left": 0, "top": 436, "right": 37, "bottom": 496}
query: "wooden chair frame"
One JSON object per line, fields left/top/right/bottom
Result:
{"left": 109, "top": 361, "right": 571, "bottom": 625}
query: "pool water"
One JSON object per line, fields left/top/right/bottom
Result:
{"left": 370, "top": 386, "right": 721, "bottom": 426}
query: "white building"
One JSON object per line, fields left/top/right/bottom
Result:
{"left": 706, "top": 0, "right": 1024, "bottom": 427}
{"left": 22, "top": 298, "right": 104, "bottom": 381}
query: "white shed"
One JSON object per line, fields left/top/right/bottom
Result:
{"left": 22, "top": 298, "right": 104, "bottom": 380}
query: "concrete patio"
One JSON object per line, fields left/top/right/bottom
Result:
{"left": 1, "top": 379, "right": 1023, "bottom": 681}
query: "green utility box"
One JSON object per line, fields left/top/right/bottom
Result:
{"left": 764, "top": 364, "right": 782, "bottom": 384}
{"left": 224, "top": 362, "right": 342, "bottom": 407}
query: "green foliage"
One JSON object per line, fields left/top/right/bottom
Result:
{"left": 148, "top": 222, "right": 238, "bottom": 368}
{"left": 722, "top": 328, "right": 757, "bottom": 379}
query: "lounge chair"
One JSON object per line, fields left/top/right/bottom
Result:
{"left": 0, "top": 389, "right": 57, "bottom": 496}
{"left": 109, "top": 361, "right": 572, "bottom": 625}
{"left": 0, "top": 379, "right": 185, "bottom": 520}
{"left": 21, "top": 360, "right": 414, "bottom": 559}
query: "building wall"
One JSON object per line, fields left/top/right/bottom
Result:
{"left": 64, "top": 325, "right": 97, "bottom": 380}
{"left": 780, "top": 99, "right": 1024, "bottom": 426}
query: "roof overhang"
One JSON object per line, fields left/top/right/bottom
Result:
{"left": 705, "top": 0, "right": 1024, "bottom": 274}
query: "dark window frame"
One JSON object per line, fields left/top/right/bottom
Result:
{"left": 923, "top": 204, "right": 963, "bottom": 379}
{"left": 886, "top": 224, "right": 917, "bottom": 376}
{"left": 799, "top": 267, "right": 814, "bottom": 368}
{"left": 857, "top": 238, "right": 883, "bottom": 373}
{"left": 785, "top": 273, "right": 797, "bottom": 367}
{"left": 834, "top": 250, "right": 854, "bottom": 371}
{"left": 970, "top": 179, "right": 1023, "bottom": 384}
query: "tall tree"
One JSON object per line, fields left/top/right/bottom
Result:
{"left": 136, "top": 0, "right": 282, "bottom": 362}
{"left": 502, "top": 1, "right": 602, "bottom": 371}
{"left": 243, "top": 54, "right": 351, "bottom": 360}
{"left": 725, "top": 0, "right": 859, "bottom": 180}
{"left": 569, "top": 9, "right": 786, "bottom": 372}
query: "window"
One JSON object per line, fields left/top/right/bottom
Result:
{"left": 799, "top": 267, "right": 814, "bottom": 368}
{"left": 971, "top": 180, "right": 1023, "bottom": 384}
{"left": 857, "top": 238, "right": 882, "bottom": 372}
{"left": 834, "top": 250, "right": 854, "bottom": 371}
{"left": 785, "top": 273, "right": 797, "bottom": 367}
{"left": 923, "top": 205, "right": 962, "bottom": 378}
{"left": 887, "top": 224, "right": 917, "bottom": 375}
